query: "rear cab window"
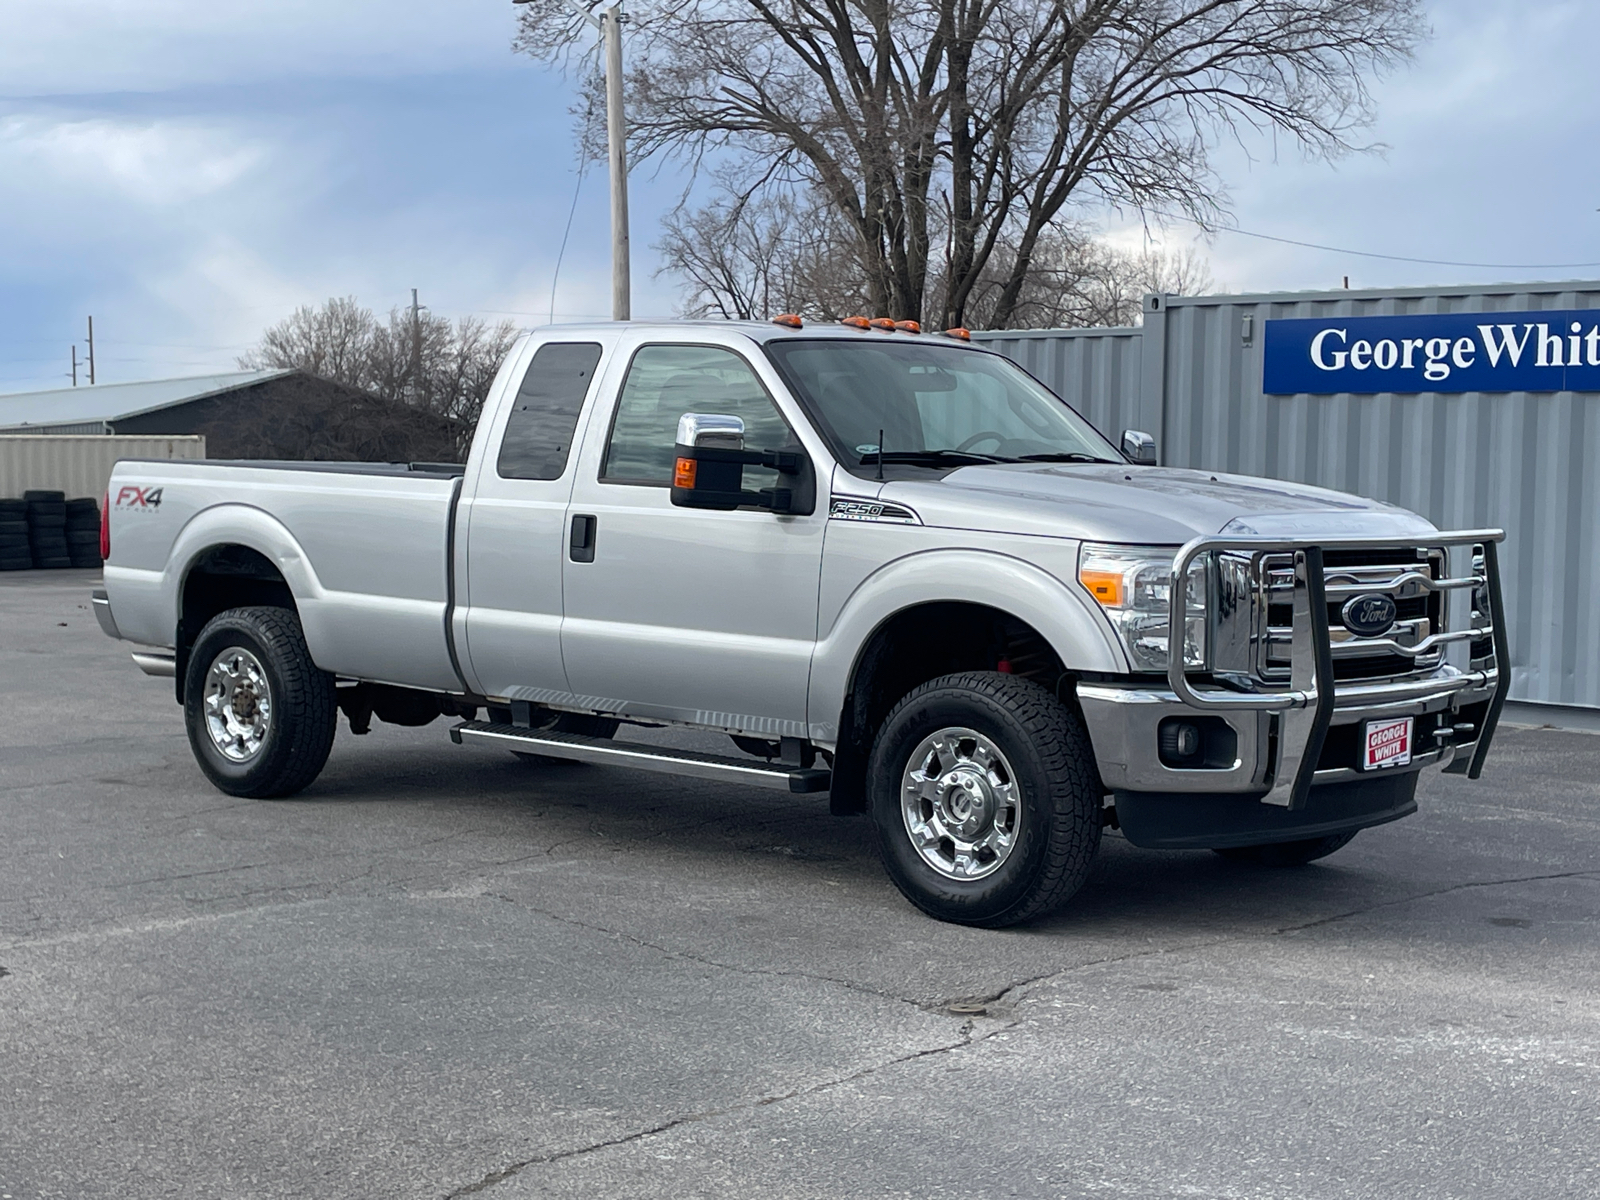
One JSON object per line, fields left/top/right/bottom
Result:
{"left": 496, "top": 342, "right": 604, "bottom": 480}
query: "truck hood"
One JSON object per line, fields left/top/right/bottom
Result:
{"left": 880, "top": 463, "right": 1435, "bottom": 543}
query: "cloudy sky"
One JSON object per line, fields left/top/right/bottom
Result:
{"left": 2, "top": 0, "right": 1597, "bottom": 392}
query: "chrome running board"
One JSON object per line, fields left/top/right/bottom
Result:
{"left": 450, "top": 721, "right": 831, "bottom": 794}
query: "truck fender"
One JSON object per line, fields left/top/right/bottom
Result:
{"left": 164, "top": 502, "right": 331, "bottom": 659}
{"left": 806, "top": 547, "right": 1126, "bottom": 745}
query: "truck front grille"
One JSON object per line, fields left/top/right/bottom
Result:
{"left": 1257, "top": 548, "right": 1444, "bottom": 683}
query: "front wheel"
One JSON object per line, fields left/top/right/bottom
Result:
{"left": 184, "top": 606, "right": 337, "bottom": 798}
{"left": 867, "top": 672, "right": 1102, "bottom": 928}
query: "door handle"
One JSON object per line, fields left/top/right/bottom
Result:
{"left": 569, "top": 513, "right": 597, "bottom": 563}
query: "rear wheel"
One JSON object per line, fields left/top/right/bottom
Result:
{"left": 1212, "top": 830, "right": 1358, "bottom": 866}
{"left": 184, "top": 606, "right": 337, "bottom": 798}
{"left": 868, "top": 671, "right": 1102, "bottom": 928}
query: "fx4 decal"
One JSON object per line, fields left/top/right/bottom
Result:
{"left": 115, "top": 485, "right": 164, "bottom": 509}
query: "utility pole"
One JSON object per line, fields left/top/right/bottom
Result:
{"left": 515, "top": 0, "right": 630, "bottom": 320}
{"left": 70, "top": 345, "right": 79, "bottom": 387}
{"left": 602, "top": 5, "right": 630, "bottom": 320}
{"left": 86, "top": 315, "right": 96, "bottom": 384}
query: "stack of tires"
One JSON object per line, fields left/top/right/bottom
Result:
{"left": 0, "top": 498, "right": 29, "bottom": 571}
{"left": 64, "top": 497, "right": 104, "bottom": 568}
{"left": 25, "top": 490, "right": 72, "bottom": 569}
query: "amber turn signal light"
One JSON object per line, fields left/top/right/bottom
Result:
{"left": 1078, "top": 568, "right": 1125, "bottom": 607}
{"left": 673, "top": 457, "right": 698, "bottom": 489}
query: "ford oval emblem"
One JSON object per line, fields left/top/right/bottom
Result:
{"left": 1341, "top": 593, "right": 1398, "bottom": 638}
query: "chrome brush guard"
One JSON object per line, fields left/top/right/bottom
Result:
{"left": 1165, "top": 530, "right": 1509, "bottom": 810}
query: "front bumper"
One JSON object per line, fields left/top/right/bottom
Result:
{"left": 1079, "top": 673, "right": 1487, "bottom": 796}
{"left": 1076, "top": 528, "right": 1509, "bottom": 845}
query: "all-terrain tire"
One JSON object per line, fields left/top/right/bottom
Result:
{"left": 1212, "top": 830, "right": 1358, "bottom": 866}
{"left": 867, "top": 671, "right": 1102, "bottom": 928}
{"left": 184, "top": 606, "right": 337, "bottom": 798}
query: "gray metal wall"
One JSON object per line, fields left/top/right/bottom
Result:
{"left": 975, "top": 326, "right": 1149, "bottom": 438}
{"left": 979, "top": 281, "right": 1600, "bottom": 710}
{"left": 0, "top": 435, "right": 207, "bottom": 501}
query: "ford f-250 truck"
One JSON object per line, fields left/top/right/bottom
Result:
{"left": 92, "top": 318, "right": 1508, "bottom": 927}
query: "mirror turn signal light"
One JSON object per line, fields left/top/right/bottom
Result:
{"left": 771, "top": 313, "right": 803, "bottom": 328}
{"left": 674, "top": 457, "right": 698, "bottom": 490}
{"left": 1078, "top": 568, "right": 1125, "bottom": 607}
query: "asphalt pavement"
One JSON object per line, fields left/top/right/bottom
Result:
{"left": 2, "top": 569, "right": 1596, "bottom": 1199}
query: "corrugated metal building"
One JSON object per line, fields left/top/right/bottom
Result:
{"left": 0, "top": 368, "right": 458, "bottom": 462}
{"left": 977, "top": 280, "right": 1600, "bottom": 712}
{"left": 0, "top": 435, "right": 207, "bottom": 501}
{"left": 0, "top": 370, "right": 295, "bottom": 436}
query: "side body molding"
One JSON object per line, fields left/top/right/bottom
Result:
{"left": 806, "top": 545, "right": 1128, "bottom": 744}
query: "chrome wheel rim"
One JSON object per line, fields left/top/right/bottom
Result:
{"left": 203, "top": 646, "right": 272, "bottom": 762}
{"left": 900, "top": 727, "right": 1021, "bottom": 880}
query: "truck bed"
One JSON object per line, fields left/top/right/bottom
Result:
{"left": 104, "top": 458, "right": 466, "bottom": 692}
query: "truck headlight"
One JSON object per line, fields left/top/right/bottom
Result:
{"left": 1078, "top": 544, "right": 1208, "bottom": 672}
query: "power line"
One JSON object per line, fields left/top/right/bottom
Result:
{"left": 1204, "top": 222, "right": 1600, "bottom": 271}
{"left": 550, "top": 158, "right": 589, "bottom": 326}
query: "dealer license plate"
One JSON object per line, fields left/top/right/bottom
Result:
{"left": 1363, "top": 716, "right": 1413, "bottom": 771}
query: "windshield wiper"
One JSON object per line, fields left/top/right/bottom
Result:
{"left": 1012, "top": 452, "right": 1121, "bottom": 464}
{"left": 857, "top": 449, "right": 1009, "bottom": 467}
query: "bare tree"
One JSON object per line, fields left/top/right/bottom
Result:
{"left": 242, "top": 298, "right": 518, "bottom": 457}
{"left": 952, "top": 226, "right": 1215, "bottom": 328}
{"left": 656, "top": 186, "right": 871, "bottom": 319}
{"left": 517, "top": 0, "right": 1422, "bottom": 328}
{"left": 659, "top": 185, "right": 1210, "bottom": 328}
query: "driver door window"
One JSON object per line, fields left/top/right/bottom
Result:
{"left": 601, "top": 344, "right": 792, "bottom": 492}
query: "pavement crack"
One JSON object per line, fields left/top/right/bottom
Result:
{"left": 1269, "top": 868, "right": 1600, "bottom": 936}
{"left": 479, "top": 891, "right": 923, "bottom": 1009}
{"left": 970, "top": 868, "right": 1600, "bottom": 1014}
{"left": 441, "top": 1018, "right": 1002, "bottom": 1197}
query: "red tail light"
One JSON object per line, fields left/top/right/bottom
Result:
{"left": 100, "top": 490, "right": 110, "bottom": 560}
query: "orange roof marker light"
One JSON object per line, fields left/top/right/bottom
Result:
{"left": 841, "top": 316, "right": 872, "bottom": 330}
{"left": 894, "top": 320, "right": 921, "bottom": 334}
{"left": 942, "top": 327, "right": 971, "bottom": 341}
{"left": 868, "top": 317, "right": 896, "bottom": 331}
{"left": 771, "top": 313, "right": 803, "bottom": 329}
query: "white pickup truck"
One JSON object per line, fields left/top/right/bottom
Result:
{"left": 93, "top": 319, "right": 1508, "bottom": 927}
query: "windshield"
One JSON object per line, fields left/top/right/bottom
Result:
{"left": 762, "top": 338, "right": 1121, "bottom": 474}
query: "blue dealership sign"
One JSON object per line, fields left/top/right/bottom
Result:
{"left": 1263, "top": 310, "right": 1600, "bottom": 394}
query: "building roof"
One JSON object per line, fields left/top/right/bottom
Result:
{"left": 0, "top": 369, "right": 294, "bottom": 431}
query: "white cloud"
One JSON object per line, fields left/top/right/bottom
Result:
{"left": 0, "top": 115, "right": 265, "bottom": 206}
{"left": 0, "top": 0, "right": 518, "bottom": 96}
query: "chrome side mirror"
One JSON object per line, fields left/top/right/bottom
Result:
{"left": 671, "top": 412, "right": 811, "bottom": 514}
{"left": 1121, "top": 429, "right": 1158, "bottom": 466}
{"left": 676, "top": 412, "right": 745, "bottom": 450}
